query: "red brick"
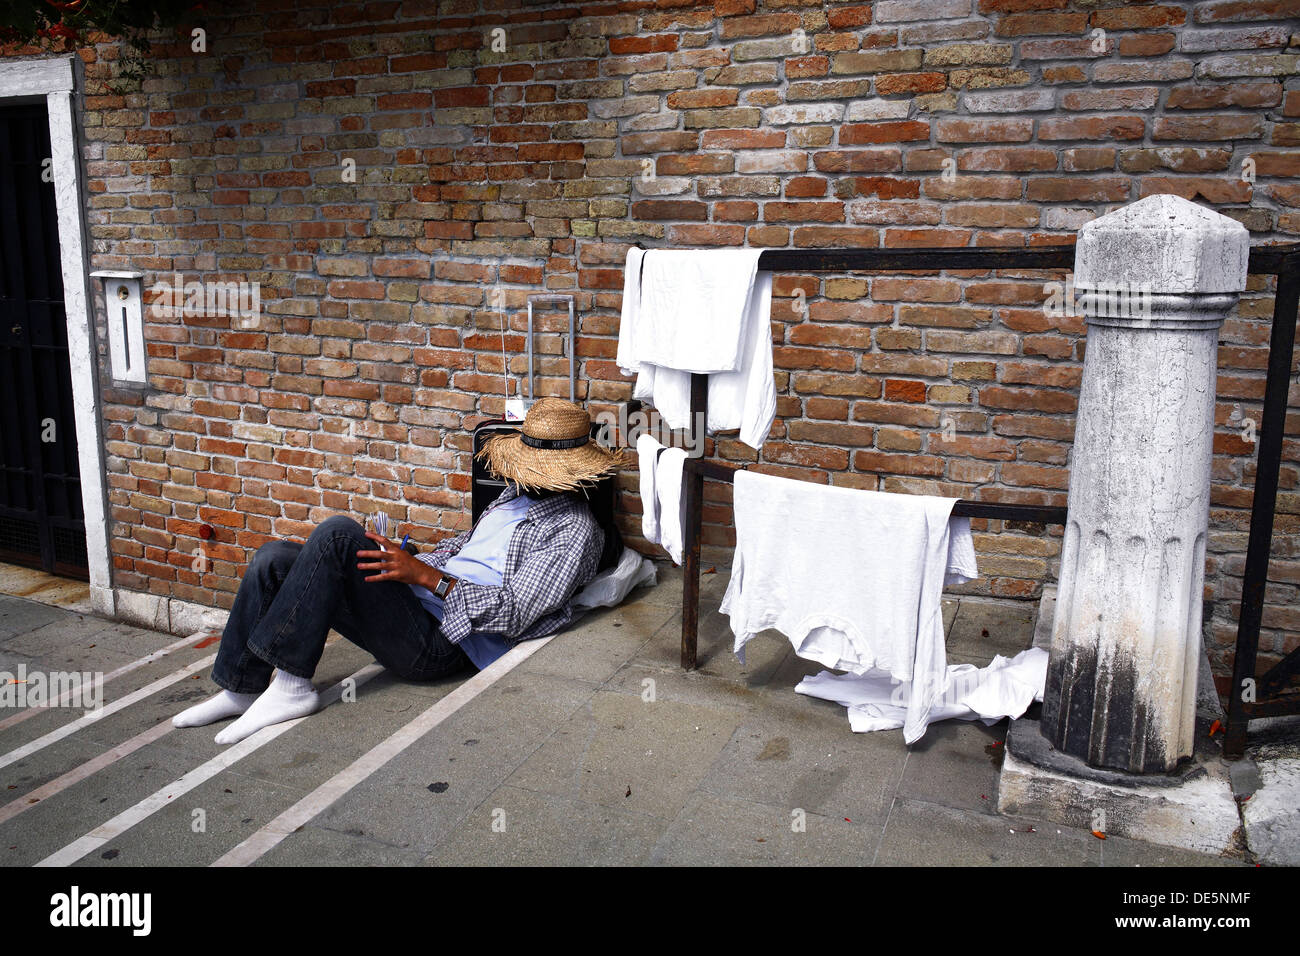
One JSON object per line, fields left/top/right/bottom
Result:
{"left": 764, "top": 201, "right": 845, "bottom": 223}
{"left": 631, "top": 200, "right": 709, "bottom": 221}
{"left": 610, "top": 34, "right": 679, "bottom": 54}
{"left": 875, "top": 73, "right": 947, "bottom": 95}
{"left": 786, "top": 177, "right": 828, "bottom": 198}
{"left": 885, "top": 379, "right": 929, "bottom": 403}
{"left": 828, "top": 5, "right": 873, "bottom": 28}
{"left": 667, "top": 88, "right": 739, "bottom": 109}
{"left": 1038, "top": 116, "right": 1145, "bottom": 141}
{"left": 841, "top": 121, "right": 932, "bottom": 144}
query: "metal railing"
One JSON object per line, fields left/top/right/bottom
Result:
{"left": 670, "top": 242, "right": 1299, "bottom": 760}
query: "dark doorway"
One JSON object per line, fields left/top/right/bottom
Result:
{"left": 0, "top": 102, "right": 88, "bottom": 579}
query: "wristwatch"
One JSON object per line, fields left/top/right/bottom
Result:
{"left": 433, "top": 572, "right": 455, "bottom": 599}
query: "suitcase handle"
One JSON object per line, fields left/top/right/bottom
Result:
{"left": 525, "top": 294, "right": 576, "bottom": 404}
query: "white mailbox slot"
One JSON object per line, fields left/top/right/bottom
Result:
{"left": 90, "top": 270, "right": 146, "bottom": 384}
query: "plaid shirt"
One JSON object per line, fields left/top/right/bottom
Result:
{"left": 415, "top": 485, "right": 604, "bottom": 647}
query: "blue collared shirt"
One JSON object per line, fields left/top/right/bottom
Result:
{"left": 410, "top": 485, "right": 604, "bottom": 666}
{"left": 409, "top": 493, "right": 532, "bottom": 669}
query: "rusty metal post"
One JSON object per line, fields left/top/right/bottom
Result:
{"left": 680, "top": 373, "right": 708, "bottom": 670}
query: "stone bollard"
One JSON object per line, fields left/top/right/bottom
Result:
{"left": 1041, "top": 195, "right": 1249, "bottom": 773}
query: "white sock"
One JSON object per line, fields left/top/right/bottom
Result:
{"left": 172, "top": 689, "right": 258, "bottom": 728}
{"left": 214, "top": 670, "right": 319, "bottom": 745}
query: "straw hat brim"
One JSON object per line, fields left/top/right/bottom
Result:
{"left": 478, "top": 431, "right": 630, "bottom": 493}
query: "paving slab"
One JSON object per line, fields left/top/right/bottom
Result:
{"left": 633, "top": 612, "right": 792, "bottom": 686}
{"left": 518, "top": 600, "right": 675, "bottom": 685}
{"left": 696, "top": 689, "right": 907, "bottom": 825}
{"left": 0, "top": 734, "right": 202, "bottom": 866}
{"left": 877, "top": 797, "right": 1104, "bottom": 867}
{"left": 0, "top": 597, "right": 68, "bottom": 641}
{"left": 0, "top": 565, "right": 92, "bottom": 613}
{"left": 504, "top": 688, "right": 745, "bottom": 820}
{"left": 225, "top": 674, "right": 459, "bottom": 792}
{"left": 303, "top": 671, "right": 597, "bottom": 856}
{"left": 877, "top": 794, "right": 1240, "bottom": 868}
{"left": 0, "top": 565, "right": 1265, "bottom": 867}
{"left": 649, "top": 790, "right": 881, "bottom": 866}
{"left": 256, "top": 823, "right": 426, "bottom": 867}
{"left": 76, "top": 771, "right": 307, "bottom": 867}
{"left": 947, "top": 597, "right": 1036, "bottom": 663}
{"left": 897, "top": 718, "right": 1007, "bottom": 815}
{"left": 424, "top": 784, "right": 668, "bottom": 866}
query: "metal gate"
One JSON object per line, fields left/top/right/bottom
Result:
{"left": 0, "top": 103, "right": 88, "bottom": 578}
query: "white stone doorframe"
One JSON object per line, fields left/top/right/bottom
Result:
{"left": 0, "top": 56, "right": 114, "bottom": 617}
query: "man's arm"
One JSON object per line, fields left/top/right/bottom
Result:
{"left": 356, "top": 532, "right": 457, "bottom": 594}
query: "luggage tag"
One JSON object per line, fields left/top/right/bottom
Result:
{"left": 505, "top": 397, "right": 528, "bottom": 422}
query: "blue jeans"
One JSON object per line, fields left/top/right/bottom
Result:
{"left": 211, "top": 516, "right": 471, "bottom": 693}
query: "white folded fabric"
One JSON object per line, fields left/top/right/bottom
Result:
{"left": 945, "top": 516, "right": 979, "bottom": 586}
{"left": 618, "top": 248, "right": 776, "bottom": 451}
{"left": 795, "top": 647, "right": 1048, "bottom": 737}
{"left": 722, "top": 471, "right": 976, "bottom": 743}
{"left": 615, "top": 246, "right": 645, "bottom": 375}
{"left": 635, "top": 249, "right": 761, "bottom": 373}
{"left": 636, "top": 433, "right": 663, "bottom": 544}
{"left": 634, "top": 433, "right": 688, "bottom": 566}
{"left": 655, "top": 447, "right": 688, "bottom": 565}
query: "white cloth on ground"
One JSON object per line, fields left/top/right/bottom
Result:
{"left": 795, "top": 646, "right": 1048, "bottom": 736}
{"left": 618, "top": 249, "right": 775, "bottom": 450}
{"left": 571, "top": 546, "right": 658, "bottom": 612}
{"left": 720, "top": 470, "right": 978, "bottom": 743}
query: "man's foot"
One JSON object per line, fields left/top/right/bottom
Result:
{"left": 172, "top": 689, "right": 258, "bottom": 728}
{"left": 214, "top": 670, "right": 319, "bottom": 745}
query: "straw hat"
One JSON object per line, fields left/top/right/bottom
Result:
{"left": 478, "top": 398, "right": 629, "bottom": 493}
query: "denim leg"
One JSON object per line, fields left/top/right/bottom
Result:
{"left": 211, "top": 539, "right": 303, "bottom": 693}
{"left": 329, "top": 578, "right": 472, "bottom": 681}
{"left": 243, "top": 516, "right": 470, "bottom": 682}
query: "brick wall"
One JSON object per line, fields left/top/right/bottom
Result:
{"left": 6, "top": 0, "right": 1298, "bottom": 686}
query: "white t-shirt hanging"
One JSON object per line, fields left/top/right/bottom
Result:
{"left": 721, "top": 471, "right": 978, "bottom": 743}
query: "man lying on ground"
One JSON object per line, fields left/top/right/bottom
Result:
{"left": 171, "top": 398, "right": 626, "bottom": 744}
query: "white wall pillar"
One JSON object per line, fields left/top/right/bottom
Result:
{"left": 0, "top": 57, "right": 114, "bottom": 617}
{"left": 1042, "top": 195, "right": 1249, "bottom": 773}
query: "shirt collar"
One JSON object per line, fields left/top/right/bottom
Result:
{"left": 493, "top": 483, "right": 583, "bottom": 523}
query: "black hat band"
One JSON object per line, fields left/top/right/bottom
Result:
{"left": 520, "top": 433, "right": 590, "bottom": 450}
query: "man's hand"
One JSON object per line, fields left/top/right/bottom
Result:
{"left": 356, "top": 532, "right": 438, "bottom": 588}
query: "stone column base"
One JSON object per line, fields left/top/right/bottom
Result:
{"left": 999, "top": 585, "right": 1244, "bottom": 857}
{"left": 997, "top": 714, "right": 1245, "bottom": 858}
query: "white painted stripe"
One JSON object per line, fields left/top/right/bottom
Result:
{"left": 0, "top": 654, "right": 217, "bottom": 772}
{"left": 0, "top": 632, "right": 206, "bottom": 733}
{"left": 212, "top": 636, "right": 553, "bottom": 867}
{"left": 36, "top": 663, "right": 384, "bottom": 867}
{"left": 0, "top": 719, "right": 174, "bottom": 826}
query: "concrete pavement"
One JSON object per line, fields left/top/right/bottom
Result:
{"left": 0, "top": 565, "right": 1251, "bottom": 866}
